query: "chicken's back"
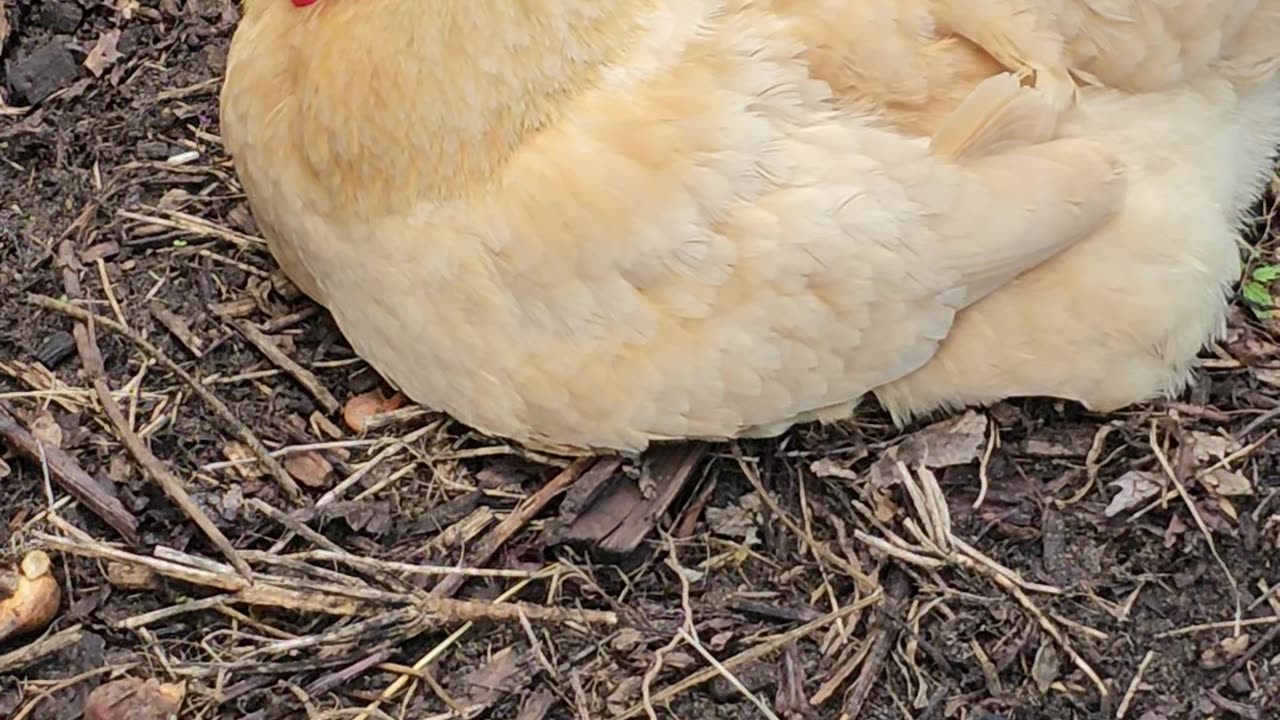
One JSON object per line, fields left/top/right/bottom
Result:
{"left": 874, "top": 68, "right": 1280, "bottom": 421}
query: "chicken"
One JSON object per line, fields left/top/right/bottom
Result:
{"left": 928, "top": 0, "right": 1280, "bottom": 109}
{"left": 833, "top": 3, "right": 1280, "bottom": 422}
{"left": 219, "top": 0, "right": 1123, "bottom": 453}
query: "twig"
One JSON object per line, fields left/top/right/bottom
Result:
{"left": 26, "top": 292, "right": 302, "bottom": 501}
{"left": 233, "top": 319, "right": 340, "bottom": 414}
{"left": 1149, "top": 421, "right": 1241, "bottom": 634}
{"left": 1116, "top": 650, "right": 1155, "bottom": 719}
{"left": 973, "top": 422, "right": 997, "bottom": 509}
{"left": 0, "top": 403, "right": 138, "bottom": 543}
{"left": 612, "top": 592, "right": 883, "bottom": 720}
{"left": 52, "top": 243, "right": 250, "bottom": 577}
{"left": 430, "top": 457, "right": 597, "bottom": 599}
{"left": 0, "top": 624, "right": 85, "bottom": 673}
{"left": 354, "top": 573, "right": 550, "bottom": 720}
{"left": 734, "top": 446, "right": 878, "bottom": 590}
{"left": 1211, "top": 621, "right": 1280, "bottom": 692}
{"left": 843, "top": 572, "right": 909, "bottom": 718}
{"left": 38, "top": 532, "right": 616, "bottom": 626}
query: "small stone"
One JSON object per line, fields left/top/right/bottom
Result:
{"left": 7, "top": 42, "right": 80, "bottom": 105}
{"left": 33, "top": 331, "right": 77, "bottom": 368}
{"left": 34, "top": 1, "right": 84, "bottom": 33}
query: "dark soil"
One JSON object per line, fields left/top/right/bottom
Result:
{"left": 2, "top": 2, "right": 1279, "bottom": 719}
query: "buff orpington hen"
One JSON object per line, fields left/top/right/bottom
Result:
{"left": 218, "top": 0, "right": 1123, "bottom": 453}
{"left": 927, "top": 0, "right": 1280, "bottom": 108}
{"left": 819, "top": 2, "right": 1280, "bottom": 422}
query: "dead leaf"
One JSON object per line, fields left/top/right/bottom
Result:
{"left": 1163, "top": 514, "right": 1188, "bottom": 548}
{"left": 705, "top": 493, "right": 763, "bottom": 545}
{"left": 221, "top": 442, "right": 263, "bottom": 481}
{"left": 0, "top": 458, "right": 9, "bottom": 480}
{"left": 1104, "top": 471, "right": 1164, "bottom": 517}
{"left": 84, "top": 30, "right": 124, "bottom": 78}
{"left": 30, "top": 411, "right": 63, "bottom": 449}
{"left": 606, "top": 677, "right": 643, "bottom": 716}
{"left": 283, "top": 451, "right": 335, "bottom": 489}
{"left": 84, "top": 678, "right": 185, "bottom": 720}
{"left": 1203, "top": 469, "right": 1253, "bottom": 498}
{"left": 1256, "top": 368, "right": 1280, "bottom": 389}
{"left": 610, "top": 628, "right": 645, "bottom": 653}
{"left": 342, "top": 389, "right": 405, "bottom": 433}
{"left": 1031, "top": 641, "right": 1060, "bottom": 694}
{"left": 903, "top": 410, "right": 989, "bottom": 468}
{"left": 871, "top": 410, "right": 988, "bottom": 488}
{"left": 1220, "top": 634, "right": 1251, "bottom": 657}
{"left": 461, "top": 647, "right": 532, "bottom": 711}
{"left": 1189, "top": 432, "right": 1236, "bottom": 464}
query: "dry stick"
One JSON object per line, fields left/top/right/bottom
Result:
{"left": 53, "top": 243, "right": 250, "bottom": 577}
{"left": 429, "top": 456, "right": 597, "bottom": 599}
{"left": 1148, "top": 422, "right": 1241, "bottom": 634}
{"left": 0, "top": 403, "right": 138, "bottom": 543}
{"left": 233, "top": 320, "right": 340, "bottom": 415}
{"left": 0, "top": 624, "right": 86, "bottom": 674}
{"left": 613, "top": 592, "right": 884, "bottom": 720}
{"left": 843, "top": 572, "right": 910, "bottom": 718}
{"left": 39, "top": 533, "right": 616, "bottom": 626}
{"left": 26, "top": 292, "right": 302, "bottom": 501}
{"left": 1115, "top": 650, "right": 1155, "bottom": 720}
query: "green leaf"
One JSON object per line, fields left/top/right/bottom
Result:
{"left": 1241, "top": 281, "right": 1274, "bottom": 308}
{"left": 1253, "top": 264, "right": 1280, "bottom": 283}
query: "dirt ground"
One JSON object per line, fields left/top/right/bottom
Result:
{"left": 2, "top": 2, "right": 1279, "bottom": 719}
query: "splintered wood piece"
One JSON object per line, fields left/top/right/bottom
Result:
{"left": 0, "top": 402, "right": 139, "bottom": 543}
{"left": 555, "top": 442, "right": 707, "bottom": 556}
{"left": 429, "top": 457, "right": 597, "bottom": 599}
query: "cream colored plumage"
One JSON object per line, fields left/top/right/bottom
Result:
{"left": 929, "top": 0, "right": 1280, "bottom": 108}
{"left": 219, "top": 0, "right": 1122, "bottom": 453}
{"left": 833, "top": 2, "right": 1280, "bottom": 421}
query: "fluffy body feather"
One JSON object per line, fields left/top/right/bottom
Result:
{"left": 929, "top": 0, "right": 1280, "bottom": 107}
{"left": 220, "top": 0, "right": 1121, "bottom": 452}
{"left": 815, "top": 2, "right": 1280, "bottom": 420}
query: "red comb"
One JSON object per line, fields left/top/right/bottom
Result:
{"left": 292, "top": 0, "right": 318, "bottom": 6}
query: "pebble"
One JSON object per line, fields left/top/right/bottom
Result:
{"left": 34, "top": 1, "right": 84, "bottom": 33}
{"left": 7, "top": 41, "right": 80, "bottom": 105}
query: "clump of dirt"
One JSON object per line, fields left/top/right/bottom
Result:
{"left": 2, "top": 2, "right": 1278, "bottom": 719}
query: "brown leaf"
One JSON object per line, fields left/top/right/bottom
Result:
{"left": 283, "top": 451, "right": 335, "bottom": 489}
{"left": 461, "top": 646, "right": 532, "bottom": 711}
{"left": 1031, "top": 641, "right": 1060, "bottom": 694}
{"left": 1203, "top": 469, "right": 1253, "bottom": 498}
{"left": 705, "top": 493, "right": 762, "bottom": 545}
{"left": 1189, "top": 432, "right": 1237, "bottom": 464}
{"left": 221, "top": 442, "right": 263, "bottom": 480}
{"left": 84, "top": 678, "right": 185, "bottom": 720}
{"left": 30, "top": 411, "right": 63, "bottom": 449}
{"left": 870, "top": 410, "right": 988, "bottom": 488}
{"left": 83, "top": 29, "right": 123, "bottom": 78}
{"left": 1220, "top": 634, "right": 1251, "bottom": 657}
{"left": 342, "top": 389, "right": 405, "bottom": 433}
{"left": 1104, "top": 471, "right": 1163, "bottom": 517}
